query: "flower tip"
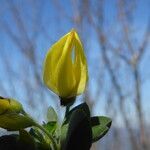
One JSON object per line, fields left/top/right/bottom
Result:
{"left": 70, "top": 28, "right": 77, "bottom": 34}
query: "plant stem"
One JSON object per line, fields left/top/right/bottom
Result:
{"left": 35, "top": 123, "right": 57, "bottom": 150}
{"left": 22, "top": 111, "right": 57, "bottom": 150}
{"left": 64, "top": 98, "right": 76, "bottom": 117}
{"left": 65, "top": 105, "right": 70, "bottom": 117}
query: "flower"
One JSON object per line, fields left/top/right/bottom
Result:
{"left": 43, "top": 29, "right": 88, "bottom": 103}
{"left": 0, "top": 96, "right": 23, "bottom": 114}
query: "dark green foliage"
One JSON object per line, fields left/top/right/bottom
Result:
{"left": 0, "top": 134, "right": 36, "bottom": 150}
{"left": 61, "top": 110, "right": 92, "bottom": 150}
{"left": 61, "top": 103, "right": 92, "bottom": 150}
{"left": 0, "top": 103, "right": 112, "bottom": 150}
{"left": 63, "top": 102, "right": 90, "bottom": 124}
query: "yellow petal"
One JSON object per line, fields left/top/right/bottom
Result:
{"left": 43, "top": 33, "right": 69, "bottom": 94}
{"left": 74, "top": 32, "right": 88, "bottom": 94}
{"left": 55, "top": 31, "right": 76, "bottom": 97}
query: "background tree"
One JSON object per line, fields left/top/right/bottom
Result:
{"left": 0, "top": 0, "right": 150, "bottom": 150}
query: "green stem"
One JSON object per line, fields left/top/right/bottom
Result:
{"left": 22, "top": 111, "right": 57, "bottom": 150}
{"left": 35, "top": 123, "right": 57, "bottom": 150}
{"left": 65, "top": 105, "right": 70, "bottom": 117}
{"left": 64, "top": 97, "right": 76, "bottom": 117}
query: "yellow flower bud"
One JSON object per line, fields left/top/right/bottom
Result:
{"left": 43, "top": 29, "right": 88, "bottom": 102}
{"left": 0, "top": 96, "right": 23, "bottom": 114}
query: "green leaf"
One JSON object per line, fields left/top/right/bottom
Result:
{"left": 61, "top": 103, "right": 91, "bottom": 149}
{"left": 0, "top": 133, "right": 49, "bottom": 150}
{"left": 19, "top": 129, "right": 36, "bottom": 148}
{"left": 0, "top": 113, "right": 35, "bottom": 131}
{"left": 29, "top": 128, "right": 45, "bottom": 143}
{"left": 43, "top": 121, "right": 57, "bottom": 134}
{"left": 69, "top": 102, "right": 90, "bottom": 117}
{"left": 64, "top": 102, "right": 90, "bottom": 124}
{"left": 29, "top": 127, "right": 53, "bottom": 150}
{"left": 0, "top": 134, "right": 19, "bottom": 150}
{"left": 91, "top": 116, "right": 112, "bottom": 142}
{"left": 0, "top": 134, "right": 38, "bottom": 150}
{"left": 60, "top": 123, "right": 69, "bottom": 147}
{"left": 61, "top": 109, "right": 92, "bottom": 150}
{"left": 47, "top": 106, "right": 57, "bottom": 122}
{"left": 36, "top": 142, "right": 52, "bottom": 150}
